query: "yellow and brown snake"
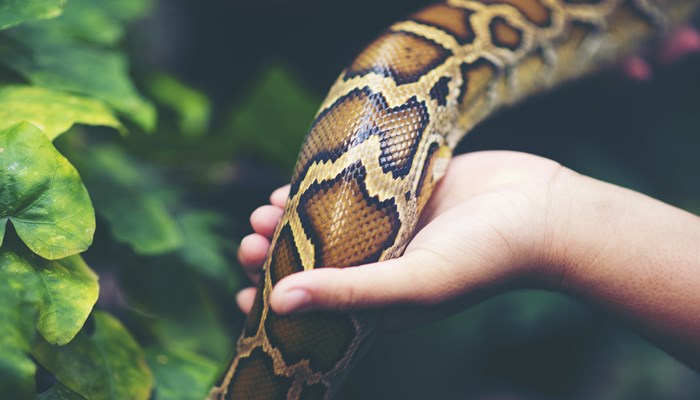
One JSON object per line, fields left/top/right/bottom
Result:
{"left": 209, "top": 0, "right": 699, "bottom": 398}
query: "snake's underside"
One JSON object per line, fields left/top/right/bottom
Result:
{"left": 209, "top": 0, "right": 699, "bottom": 398}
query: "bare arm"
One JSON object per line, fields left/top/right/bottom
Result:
{"left": 550, "top": 172, "right": 700, "bottom": 369}
{"left": 234, "top": 25, "right": 700, "bottom": 369}
{"left": 237, "top": 151, "right": 700, "bottom": 370}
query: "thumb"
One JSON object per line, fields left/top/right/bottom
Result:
{"left": 269, "top": 249, "right": 458, "bottom": 314}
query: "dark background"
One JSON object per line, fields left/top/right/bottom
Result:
{"left": 132, "top": 1, "right": 700, "bottom": 398}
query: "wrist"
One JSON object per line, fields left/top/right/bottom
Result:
{"left": 534, "top": 168, "right": 700, "bottom": 367}
{"left": 532, "top": 168, "right": 628, "bottom": 292}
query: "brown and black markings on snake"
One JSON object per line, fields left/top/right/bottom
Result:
{"left": 430, "top": 76, "right": 452, "bottom": 105}
{"left": 415, "top": 141, "right": 442, "bottom": 215}
{"left": 344, "top": 31, "right": 453, "bottom": 84}
{"left": 458, "top": 58, "right": 498, "bottom": 104}
{"left": 290, "top": 87, "right": 429, "bottom": 196}
{"left": 243, "top": 278, "right": 266, "bottom": 337}
{"left": 489, "top": 16, "right": 525, "bottom": 50}
{"left": 264, "top": 310, "right": 356, "bottom": 373}
{"left": 226, "top": 348, "right": 293, "bottom": 400}
{"left": 409, "top": 4, "right": 477, "bottom": 44}
{"left": 269, "top": 224, "right": 304, "bottom": 285}
{"left": 243, "top": 224, "right": 302, "bottom": 338}
{"left": 563, "top": 0, "right": 605, "bottom": 4}
{"left": 210, "top": 0, "right": 699, "bottom": 398}
{"left": 481, "top": 0, "right": 554, "bottom": 27}
{"left": 298, "top": 162, "right": 401, "bottom": 268}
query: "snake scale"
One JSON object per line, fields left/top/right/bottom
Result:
{"left": 209, "top": 0, "right": 699, "bottom": 398}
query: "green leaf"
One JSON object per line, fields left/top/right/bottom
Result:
{"left": 0, "top": 0, "right": 65, "bottom": 30}
{"left": 145, "top": 347, "right": 219, "bottom": 400}
{"left": 178, "top": 211, "right": 232, "bottom": 283}
{"left": 1, "top": 28, "right": 156, "bottom": 131}
{"left": 33, "top": 0, "right": 124, "bottom": 45}
{"left": 22, "top": 0, "right": 154, "bottom": 45}
{"left": 71, "top": 145, "right": 182, "bottom": 255}
{"left": 148, "top": 73, "right": 212, "bottom": 137}
{"left": 0, "top": 263, "right": 38, "bottom": 398}
{"left": 226, "top": 65, "right": 319, "bottom": 170}
{"left": 0, "top": 122, "right": 95, "bottom": 260}
{"left": 0, "top": 85, "right": 124, "bottom": 140}
{"left": 0, "top": 244, "right": 99, "bottom": 345}
{"left": 32, "top": 311, "right": 154, "bottom": 400}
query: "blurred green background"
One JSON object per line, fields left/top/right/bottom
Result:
{"left": 2, "top": 0, "right": 698, "bottom": 398}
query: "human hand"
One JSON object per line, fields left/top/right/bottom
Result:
{"left": 234, "top": 28, "right": 700, "bottom": 363}
{"left": 235, "top": 25, "right": 700, "bottom": 303}
{"left": 236, "top": 149, "right": 700, "bottom": 369}
{"left": 237, "top": 151, "right": 579, "bottom": 329}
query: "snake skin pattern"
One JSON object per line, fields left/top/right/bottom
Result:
{"left": 210, "top": 0, "right": 699, "bottom": 398}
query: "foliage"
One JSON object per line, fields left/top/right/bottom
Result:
{"left": 0, "top": 86, "right": 123, "bottom": 139}
{"left": 0, "top": 1, "right": 234, "bottom": 398}
{"left": 0, "top": 0, "right": 65, "bottom": 30}
{"left": 0, "top": 242, "right": 98, "bottom": 346}
{"left": 226, "top": 66, "right": 320, "bottom": 171}
{"left": 0, "top": 122, "right": 95, "bottom": 259}
{"left": 33, "top": 312, "right": 153, "bottom": 400}
{"left": 0, "top": 0, "right": 698, "bottom": 399}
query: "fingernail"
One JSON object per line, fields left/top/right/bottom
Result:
{"left": 280, "top": 289, "right": 311, "bottom": 314}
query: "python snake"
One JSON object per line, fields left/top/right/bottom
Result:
{"left": 209, "top": 0, "right": 699, "bottom": 398}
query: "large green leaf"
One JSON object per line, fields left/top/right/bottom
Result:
{"left": 32, "top": 311, "right": 154, "bottom": 400}
{"left": 0, "top": 0, "right": 65, "bottom": 30}
{"left": 0, "top": 85, "right": 124, "bottom": 140}
{"left": 0, "top": 28, "right": 155, "bottom": 131}
{"left": 0, "top": 122, "right": 95, "bottom": 260}
{"left": 145, "top": 347, "right": 219, "bottom": 400}
{"left": 71, "top": 145, "right": 182, "bottom": 255}
{"left": 0, "top": 243, "right": 99, "bottom": 345}
{"left": 0, "top": 263, "right": 38, "bottom": 398}
{"left": 226, "top": 65, "right": 319, "bottom": 170}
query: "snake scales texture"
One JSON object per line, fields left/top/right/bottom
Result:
{"left": 209, "top": 0, "right": 699, "bottom": 398}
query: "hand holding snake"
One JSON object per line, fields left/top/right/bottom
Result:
{"left": 239, "top": 145, "right": 700, "bottom": 376}
{"left": 210, "top": 0, "right": 700, "bottom": 397}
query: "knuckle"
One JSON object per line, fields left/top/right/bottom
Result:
{"left": 342, "top": 283, "right": 361, "bottom": 309}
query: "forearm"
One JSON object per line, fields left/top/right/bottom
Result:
{"left": 551, "top": 171, "right": 700, "bottom": 369}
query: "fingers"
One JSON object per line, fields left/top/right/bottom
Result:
{"left": 237, "top": 234, "right": 270, "bottom": 282}
{"left": 237, "top": 185, "right": 288, "bottom": 282}
{"left": 268, "top": 250, "right": 461, "bottom": 315}
{"left": 266, "top": 180, "right": 542, "bottom": 316}
{"left": 236, "top": 287, "right": 257, "bottom": 314}
{"left": 236, "top": 186, "right": 289, "bottom": 314}
{"left": 250, "top": 205, "right": 284, "bottom": 237}
{"left": 270, "top": 185, "right": 290, "bottom": 208}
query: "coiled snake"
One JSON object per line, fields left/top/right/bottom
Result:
{"left": 209, "top": 0, "right": 699, "bottom": 398}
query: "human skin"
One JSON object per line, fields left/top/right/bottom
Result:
{"left": 237, "top": 150, "right": 700, "bottom": 370}
{"left": 235, "top": 29, "right": 700, "bottom": 370}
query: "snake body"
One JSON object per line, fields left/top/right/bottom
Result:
{"left": 210, "top": 0, "right": 698, "bottom": 398}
